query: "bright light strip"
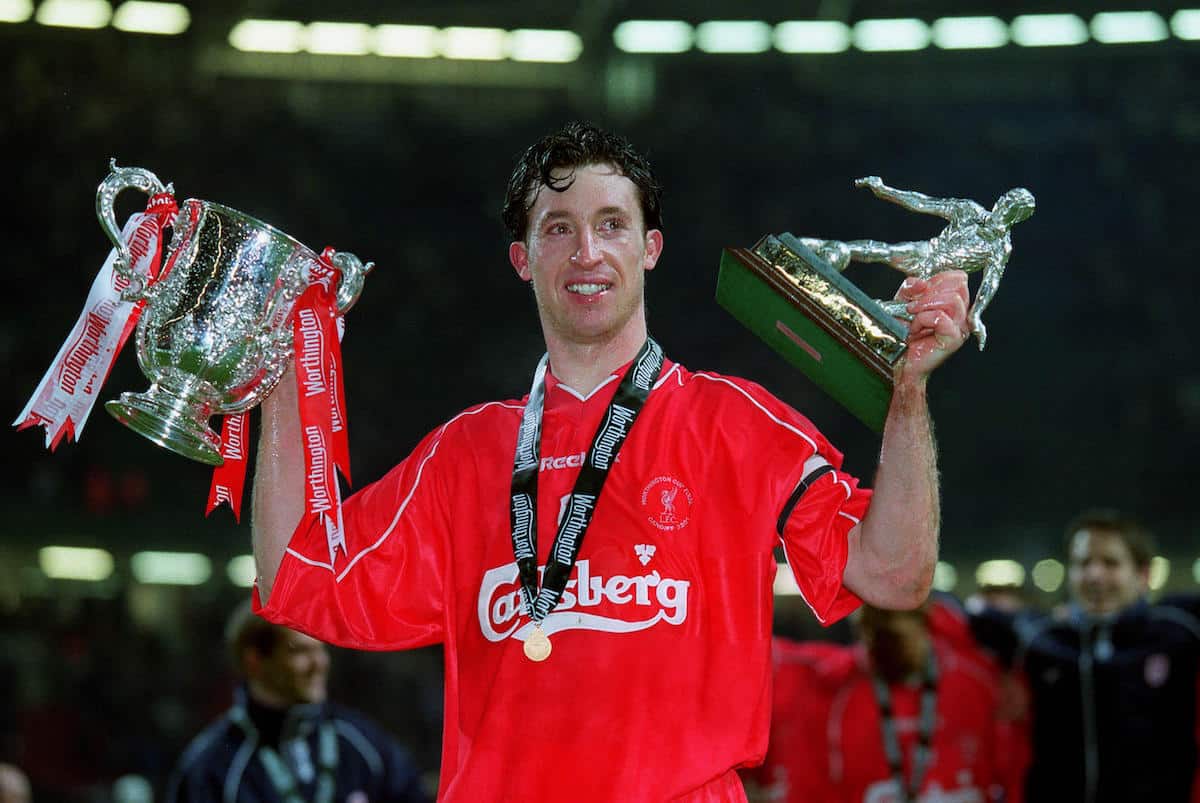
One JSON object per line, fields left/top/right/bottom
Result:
{"left": 0, "top": 0, "right": 33, "bottom": 23}
{"left": 1172, "top": 10, "right": 1200, "bottom": 40}
{"left": 773, "top": 562, "right": 801, "bottom": 595}
{"left": 1031, "top": 558, "right": 1065, "bottom": 592}
{"left": 35, "top": 0, "right": 111, "bottom": 29}
{"left": 932, "top": 561, "right": 958, "bottom": 592}
{"left": 695, "top": 20, "right": 772, "bottom": 53}
{"left": 226, "top": 555, "right": 257, "bottom": 588}
{"left": 441, "top": 26, "right": 507, "bottom": 60}
{"left": 975, "top": 559, "right": 1025, "bottom": 588}
{"left": 131, "top": 551, "right": 212, "bottom": 586}
{"left": 773, "top": 20, "right": 851, "bottom": 53}
{"left": 112, "top": 1, "right": 189, "bottom": 35}
{"left": 1011, "top": 14, "right": 1089, "bottom": 47}
{"left": 306, "top": 21, "right": 371, "bottom": 55}
{"left": 1149, "top": 555, "right": 1170, "bottom": 591}
{"left": 1193, "top": 557, "right": 1200, "bottom": 584}
{"left": 613, "top": 20, "right": 693, "bottom": 53}
{"left": 853, "top": 18, "right": 931, "bottom": 52}
{"left": 229, "top": 19, "right": 305, "bottom": 53}
{"left": 1091, "top": 11, "right": 1168, "bottom": 44}
{"left": 373, "top": 24, "right": 439, "bottom": 57}
{"left": 509, "top": 29, "right": 582, "bottom": 62}
{"left": 39, "top": 546, "right": 114, "bottom": 581}
{"left": 932, "top": 16, "right": 1008, "bottom": 49}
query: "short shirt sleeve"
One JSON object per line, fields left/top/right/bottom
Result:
{"left": 778, "top": 461, "right": 869, "bottom": 625}
{"left": 255, "top": 423, "right": 453, "bottom": 651}
{"left": 702, "top": 374, "right": 867, "bottom": 626}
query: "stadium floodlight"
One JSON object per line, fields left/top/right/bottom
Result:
{"left": 853, "top": 18, "right": 931, "bottom": 52}
{"left": 773, "top": 20, "right": 851, "bottom": 53}
{"left": 1149, "top": 556, "right": 1170, "bottom": 591}
{"left": 932, "top": 16, "right": 1008, "bottom": 49}
{"left": 35, "top": 0, "right": 111, "bottom": 29}
{"left": 933, "top": 561, "right": 959, "bottom": 592}
{"left": 509, "top": 29, "right": 583, "bottom": 63}
{"left": 441, "top": 26, "right": 507, "bottom": 60}
{"left": 1031, "top": 559, "right": 1065, "bottom": 593}
{"left": 1011, "top": 14, "right": 1089, "bottom": 47}
{"left": 229, "top": 19, "right": 305, "bottom": 53}
{"left": 695, "top": 20, "right": 772, "bottom": 53}
{"left": 613, "top": 20, "right": 693, "bottom": 54}
{"left": 226, "top": 555, "right": 257, "bottom": 588}
{"left": 975, "top": 559, "right": 1025, "bottom": 588}
{"left": 0, "top": 0, "right": 33, "bottom": 23}
{"left": 1091, "top": 11, "right": 1168, "bottom": 44}
{"left": 373, "top": 24, "right": 440, "bottom": 58}
{"left": 1172, "top": 9, "right": 1200, "bottom": 39}
{"left": 773, "top": 562, "right": 800, "bottom": 596}
{"left": 39, "top": 546, "right": 115, "bottom": 581}
{"left": 131, "top": 551, "right": 212, "bottom": 586}
{"left": 306, "top": 21, "right": 371, "bottom": 55}
{"left": 112, "top": 1, "right": 189, "bottom": 35}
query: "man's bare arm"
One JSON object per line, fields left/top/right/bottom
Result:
{"left": 251, "top": 364, "right": 306, "bottom": 603}
{"left": 842, "top": 271, "right": 970, "bottom": 609}
{"left": 856, "top": 176, "right": 959, "bottom": 221}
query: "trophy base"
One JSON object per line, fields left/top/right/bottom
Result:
{"left": 105, "top": 386, "right": 224, "bottom": 466}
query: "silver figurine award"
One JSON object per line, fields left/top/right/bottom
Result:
{"left": 96, "top": 163, "right": 371, "bottom": 465}
{"left": 717, "top": 177, "right": 1034, "bottom": 431}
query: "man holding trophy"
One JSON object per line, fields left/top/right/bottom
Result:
{"left": 244, "top": 122, "right": 972, "bottom": 801}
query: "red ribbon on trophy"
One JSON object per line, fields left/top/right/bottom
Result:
{"left": 13, "top": 193, "right": 178, "bottom": 448}
{"left": 206, "top": 248, "right": 351, "bottom": 559}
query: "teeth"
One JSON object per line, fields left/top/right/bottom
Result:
{"left": 567, "top": 283, "right": 610, "bottom": 295}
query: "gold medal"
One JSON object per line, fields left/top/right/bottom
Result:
{"left": 523, "top": 625, "right": 552, "bottom": 662}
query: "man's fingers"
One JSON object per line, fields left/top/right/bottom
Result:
{"left": 909, "top": 309, "right": 967, "bottom": 345}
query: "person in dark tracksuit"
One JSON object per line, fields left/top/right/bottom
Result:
{"left": 166, "top": 603, "right": 428, "bottom": 803}
{"left": 970, "top": 509, "right": 1200, "bottom": 803}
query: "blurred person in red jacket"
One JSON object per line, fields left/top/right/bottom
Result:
{"left": 745, "top": 598, "right": 1021, "bottom": 802}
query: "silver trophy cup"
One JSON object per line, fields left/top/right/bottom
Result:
{"left": 96, "top": 162, "right": 371, "bottom": 466}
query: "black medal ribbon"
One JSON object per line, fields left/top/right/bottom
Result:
{"left": 871, "top": 649, "right": 939, "bottom": 803}
{"left": 509, "top": 338, "right": 664, "bottom": 624}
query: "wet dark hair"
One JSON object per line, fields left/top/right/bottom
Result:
{"left": 502, "top": 121, "right": 664, "bottom": 242}
{"left": 1064, "top": 508, "right": 1155, "bottom": 569}
{"left": 225, "top": 600, "right": 283, "bottom": 674}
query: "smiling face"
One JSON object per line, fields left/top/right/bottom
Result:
{"left": 1068, "top": 528, "right": 1149, "bottom": 616}
{"left": 509, "top": 163, "right": 663, "bottom": 353}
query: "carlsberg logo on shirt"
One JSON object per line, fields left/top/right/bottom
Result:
{"left": 477, "top": 559, "right": 690, "bottom": 643}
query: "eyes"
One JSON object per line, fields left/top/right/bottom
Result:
{"left": 543, "top": 216, "right": 628, "bottom": 236}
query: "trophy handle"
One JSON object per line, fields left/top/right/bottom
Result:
{"left": 95, "top": 160, "right": 171, "bottom": 302}
{"left": 328, "top": 250, "right": 375, "bottom": 314}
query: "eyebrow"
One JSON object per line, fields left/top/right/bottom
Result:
{"left": 538, "top": 205, "right": 633, "bottom": 225}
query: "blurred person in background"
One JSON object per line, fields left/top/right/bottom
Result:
{"left": 0, "top": 764, "right": 31, "bottom": 803}
{"left": 165, "top": 602, "right": 428, "bottom": 803}
{"left": 743, "top": 599, "right": 1016, "bottom": 803}
{"left": 969, "top": 509, "right": 1200, "bottom": 802}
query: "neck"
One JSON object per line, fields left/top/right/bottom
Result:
{"left": 247, "top": 680, "right": 292, "bottom": 711}
{"left": 544, "top": 318, "right": 648, "bottom": 396}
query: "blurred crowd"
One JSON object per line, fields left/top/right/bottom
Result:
{"left": 2, "top": 508, "right": 1197, "bottom": 802}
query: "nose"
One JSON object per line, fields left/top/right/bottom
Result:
{"left": 571, "top": 229, "right": 602, "bottom": 268}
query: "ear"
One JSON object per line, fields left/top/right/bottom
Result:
{"left": 509, "top": 241, "right": 531, "bottom": 282}
{"left": 643, "top": 229, "right": 664, "bottom": 272}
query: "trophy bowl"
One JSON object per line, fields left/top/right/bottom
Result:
{"left": 96, "top": 164, "right": 370, "bottom": 466}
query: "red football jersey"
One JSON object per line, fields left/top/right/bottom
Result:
{"left": 256, "top": 359, "right": 870, "bottom": 801}
{"left": 753, "top": 636, "right": 1005, "bottom": 803}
